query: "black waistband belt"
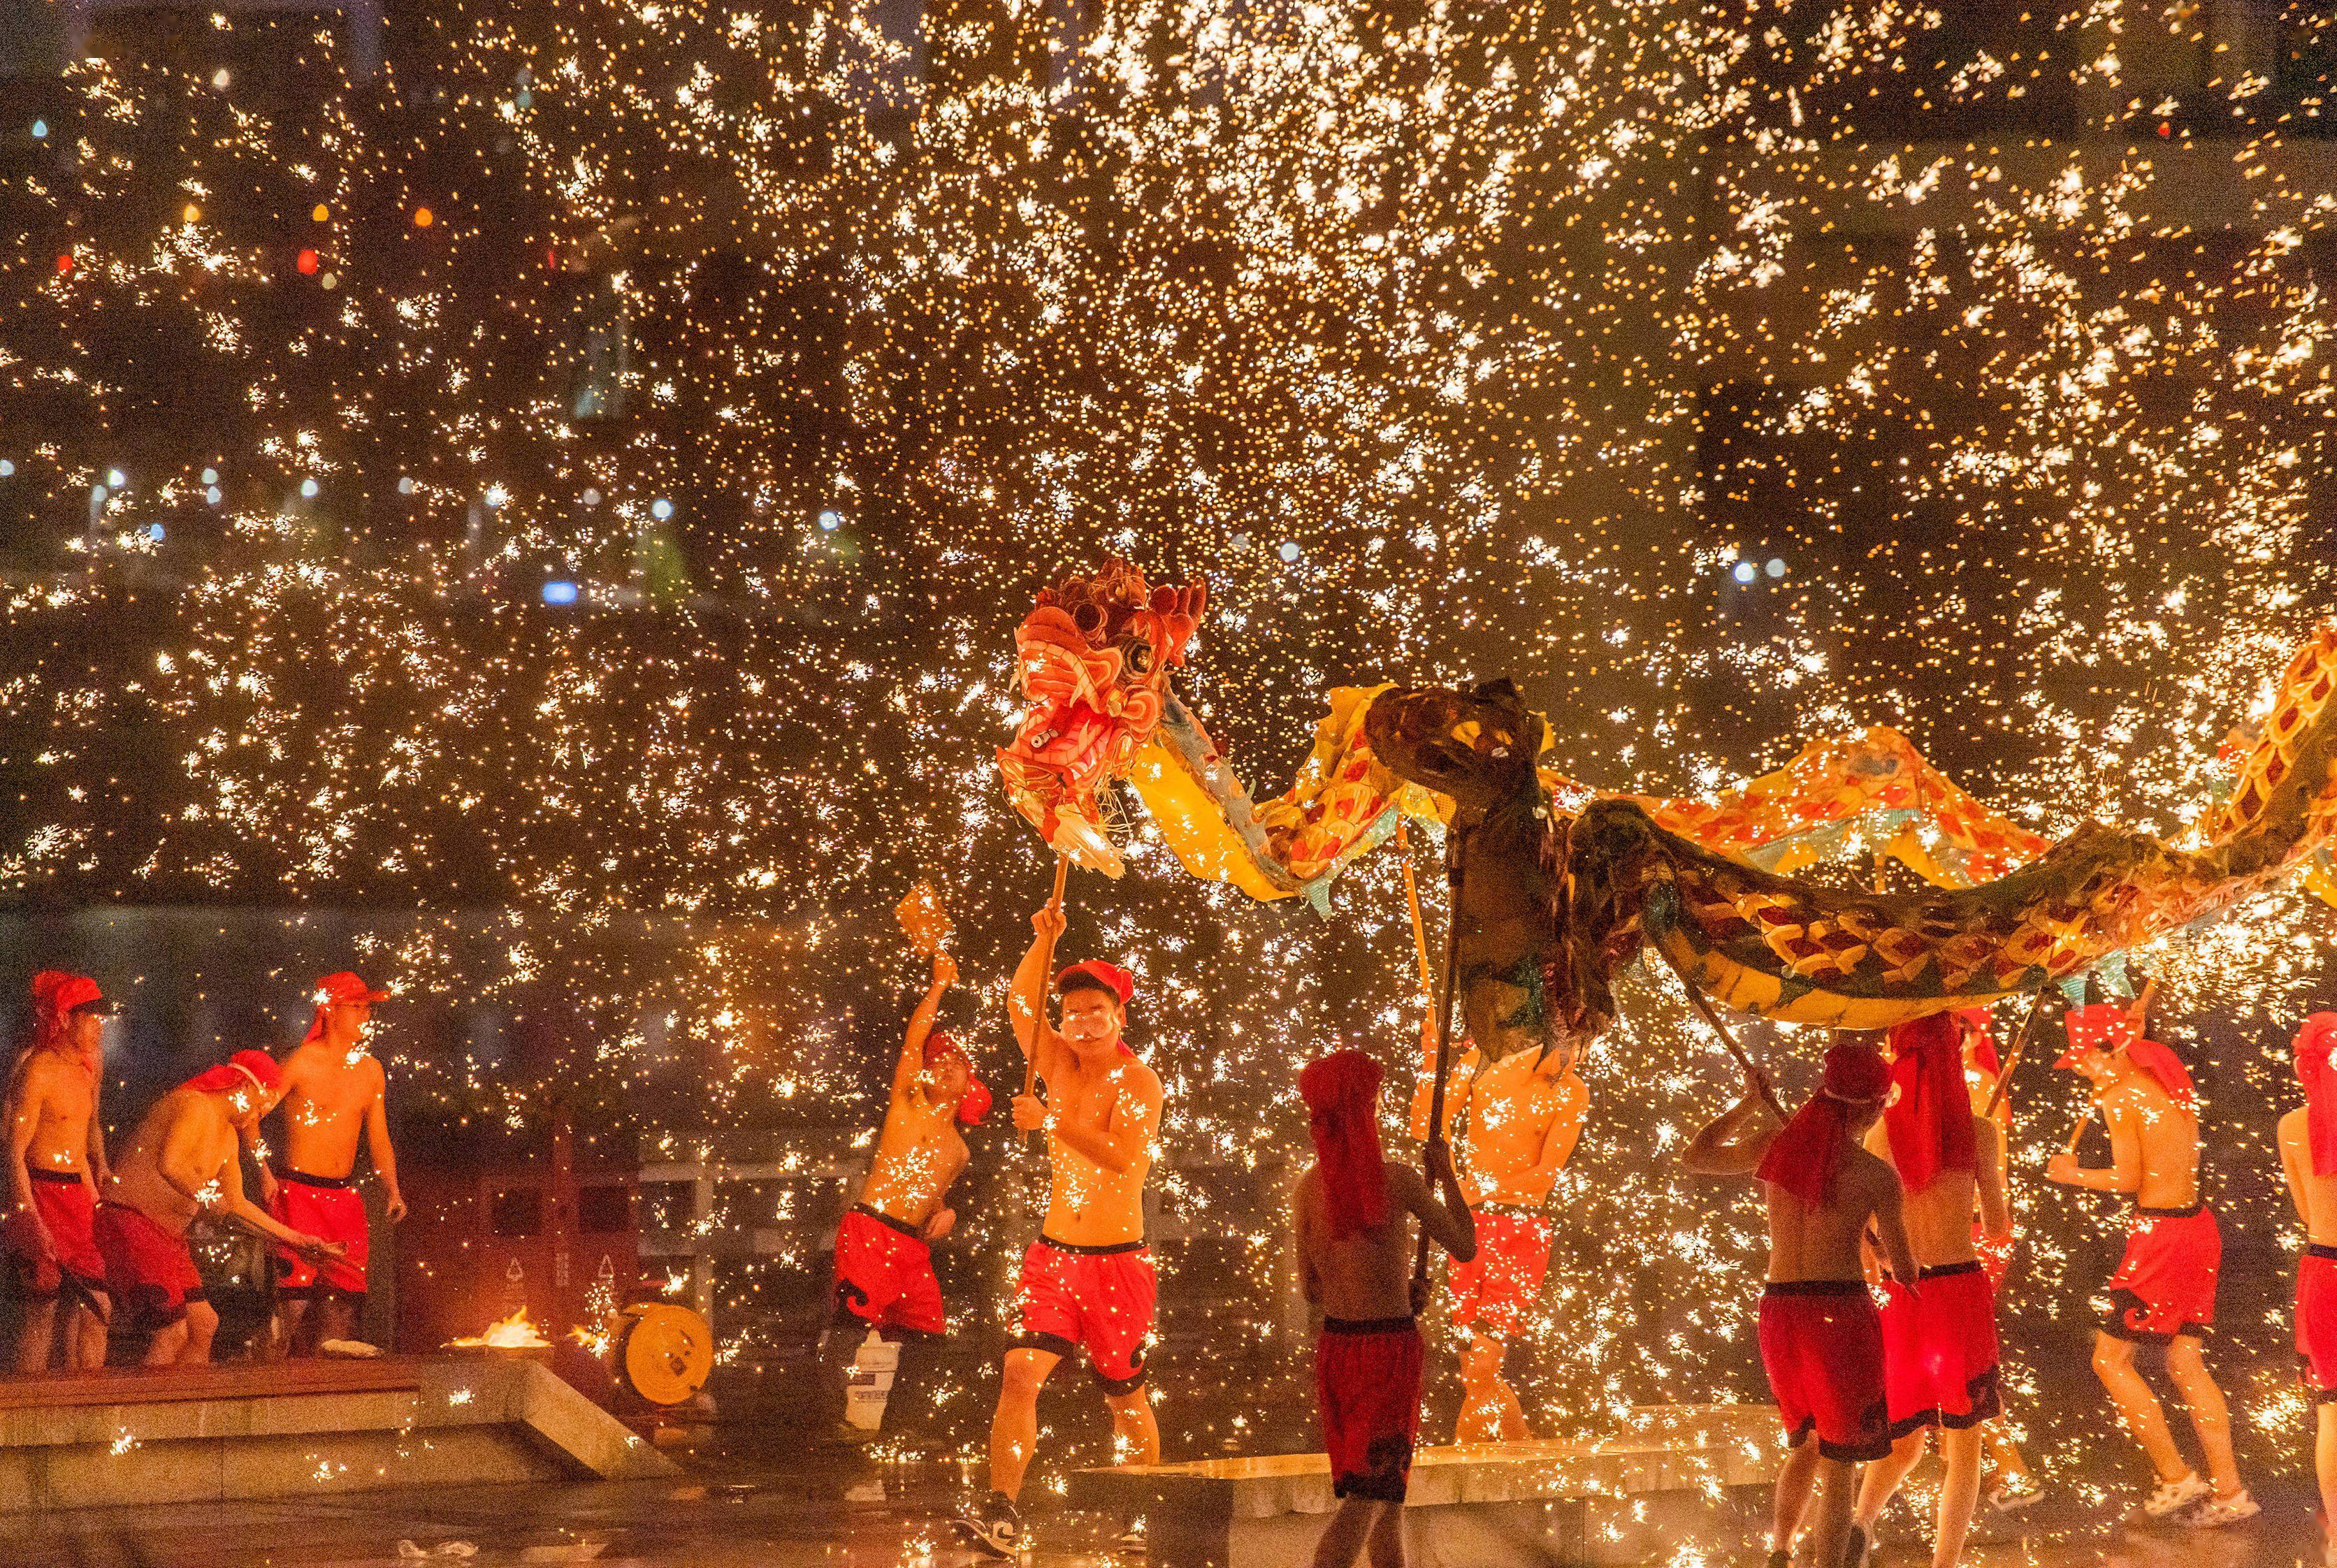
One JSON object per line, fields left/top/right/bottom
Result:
{"left": 1763, "top": 1279, "right": 1868, "bottom": 1298}
{"left": 853, "top": 1203, "right": 925, "bottom": 1240}
{"left": 1920, "top": 1259, "right": 1983, "bottom": 1282}
{"left": 277, "top": 1168, "right": 352, "bottom": 1190}
{"left": 1039, "top": 1234, "right": 1146, "bottom": 1256}
{"left": 2137, "top": 1203, "right": 2206, "bottom": 1219}
{"left": 2309, "top": 1242, "right": 2337, "bottom": 1262}
{"left": 27, "top": 1168, "right": 85, "bottom": 1186}
{"left": 1322, "top": 1316, "right": 1419, "bottom": 1335}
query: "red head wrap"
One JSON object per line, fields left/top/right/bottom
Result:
{"left": 1757, "top": 1040, "right": 1890, "bottom": 1207}
{"left": 2057, "top": 1003, "right": 2194, "bottom": 1114}
{"left": 181, "top": 1049, "right": 283, "bottom": 1102}
{"left": 2294, "top": 1013, "right": 2337, "bottom": 1177}
{"left": 924, "top": 1032, "right": 992, "bottom": 1126}
{"left": 303, "top": 971, "right": 389, "bottom": 1044}
{"left": 1883, "top": 1013, "right": 1976, "bottom": 1192}
{"left": 1953, "top": 1007, "right": 2002, "bottom": 1080}
{"left": 1298, "top": 1050, "right": 1389, "bottom": 1240}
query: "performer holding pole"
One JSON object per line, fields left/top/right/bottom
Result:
{"left": 2044, "top": 992, "right": 2254, "bottom": 1526}
{"left": 252, "top": 971, "right": 403, "bottom": 1357}
{"left": 1683, "top": 1038, "right": 1911, "bottom": 1568}
{"left": 962, "top": 891, "right": 1165, "bottom": 1558}
{"left": 2280, "top": 1012, "right": 2337, "bottom": 1568}
{"left": 828, "top": 948, "right": 987, "bottom": 1437}
{"left": 1292, "top": 1049, "right": 1475, "bottom": 1568}
{"left": 1955, "top": 1004, "right": 2042, "bottom": 1511}
{"left": 6, "top": 973, "right": 113, "bottom": 1373}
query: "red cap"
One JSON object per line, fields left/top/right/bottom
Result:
{"left": 304, "top": 971, "right": 389, "bottom": 1043}
{"left": 36, "top": 973, "right": 110, "bottom": 1017}
{"left": 183, "top": 1049, "right": 284, "bottom": 1100}
{"left": 1055, "top": 960, "right": 1134, "bottom": 1007}
{"left": 2054, "top": 1002, "right": 2134, "bottom": 1069}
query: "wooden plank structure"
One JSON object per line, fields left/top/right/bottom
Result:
{"left": 1070, "top": 1403, "right": 1781, "bottom": 1568}
{"left": 0, "top": 1353, "right": 672, "bottom": 1512}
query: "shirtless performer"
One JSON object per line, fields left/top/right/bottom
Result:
{"left": 1684, "top": 1039, "right": 1914, "bottom": 1568}
{"left": 962, "top": 903, "right": 1165, "bottom": 1558}
{"left": 1850, "top": 1013, "right": 2011, "bottom": 1567}
{"left": 2045, "top": 999, "right": 2255, "bottom": 1526}
{"left": 2282, "top": 1011, "right": 2337, "bottom": 1567}
{"left": 1294, "top": 1049, "right": 1475, "bottom": 1568}
{"left": 1951, "top": 1007, "right": 2041, "bottom": 1509}
{"left": 1409, "top": 1021, "right": 1586, "bottom": 1442}
{"left": 6, "top": 973, "right": 113, "bottom": 1372}
{"left": 96, "top": 1051, "right": 342, "bottom": 1365}
{"left": 829, "top": 950, "right": 987, "bottom": 1432}
{"left": 252, "top": 971, "right": 403, "bottom": 1356}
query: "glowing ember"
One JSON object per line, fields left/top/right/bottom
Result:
{"left": 448, "top": 1309, "right": 551, "bottom": 1350}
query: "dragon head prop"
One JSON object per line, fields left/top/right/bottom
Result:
{"left": 998, "top": 559, "right": 1208, "bottom": 876}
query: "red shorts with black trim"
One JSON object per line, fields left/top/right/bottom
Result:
{"left": 2297, "top": 1244, "right": 2337, "bottom": 1400}
{"left": 1013, "top": 1235, "right": 1156, "bottom": 1393}
{"left": 832, "top": 1205, "right": 946, "bottom": 1336}
{"left": 270, "top": 1170, "right": 368, "bottom": 1298}
{"left": 1446, "top": 1207, "right": 1552, "bottom": 1341}
{"left": 5, "top": 1170, "right": 106, "bottom": 1305}
{"left": 1880, "top": 1261, "right": 2001, "bottom": 1436}
{"left": 2102, "top": 1203, "right": 2220, "bottom": 1342}
{"left": 1317, "top": 1317, "right": 1424, "bottom": 1502}
{"left": 1759, "top": 1280, "right": 1889, "bottom": 1462}
{"left": 94, "top": 1202, "right": 205, "bottom": 1333}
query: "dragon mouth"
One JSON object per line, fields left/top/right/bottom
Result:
{"left": 999, "top": 691, "right": 1130, "bottom": 877}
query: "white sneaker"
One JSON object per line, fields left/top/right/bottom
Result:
{"left": 2176, "top": 1488, "right": 2259, "bottom": 1529}
{"left": 2139, "top": 1471, "right": 2213, "bottom": 1518}
{"left": 1986, "top": 1472, "right": 2043, "bottom": 1513}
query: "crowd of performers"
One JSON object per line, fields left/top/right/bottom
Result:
{"left": 830, "top": 896, "right": 2337, "bottom": 1568}
{"left": 6, "top": 969, "right": 401, "bottom": 1370}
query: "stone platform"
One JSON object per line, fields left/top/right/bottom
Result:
{"left": 0, "top": 1353, "right": 674, "bottom": 1511}
{"left": 1071, "top": 1403, "right": 1781, "bottom": 1568}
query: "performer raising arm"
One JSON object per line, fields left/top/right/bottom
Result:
{"left": 830, "top": 950, "right": 987, "bottom": 1434}
{"left": 1684, "top": 1039, "right": 1913, "bottom": 1568}
{"left": 1295, "top": 1050, "right": 1475, "bottom": 1568}
{"left": 2280, "top": 1012, "right": 2337, "bottom": 1568}
{"left": 962, "top": 901, "right": 1166, "bottom": 1558}
{"left": 6, "top": 973, "right": 113, "bottom": 1373}
{"left": 1410, "top": 1021, "right": 1586, "bottom": 1444}
{"left": 254, "top": 971, "right": 403, "bottom": 1357}
{"left": 2045, "top": 997, "right": 2253, "bottom": 1525}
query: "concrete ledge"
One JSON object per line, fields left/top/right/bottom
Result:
{"left": 0, "top": 1353, "right": 674, "bottom": 1511}
{"left": 1072, "top": 1404, "right": 1781, "bottom": 1568}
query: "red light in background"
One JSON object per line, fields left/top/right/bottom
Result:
{"left": 55, "top": 253, "right": 73, "bottom": 275}
{"left": 296, "top": 248, "right": 321, "bottom": 275}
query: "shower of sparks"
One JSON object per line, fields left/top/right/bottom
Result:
{"left": 2, "top": 0, "right": 2336, "bottom": 1529}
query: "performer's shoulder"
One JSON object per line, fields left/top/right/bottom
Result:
{"left": 1114, "top": 1054, "right": 1164, "bottom": 1098}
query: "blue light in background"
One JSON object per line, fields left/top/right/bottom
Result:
{"left": 650, "top": 498, "right": 674, "bottom": 521}
{"left": 542, "top": 580, "right": 580, "bottom": 606}
{"left": 817, "top": 509, "right": 842, "bottom": 532}
{"left": 147, "top": 523, "right": 165, "bottom": 542}
{"left": 1731, "top": 561, "right": 1758, "bottom": 584}
{"left": 30, "top": 120, "right": 47, "bottom": 140}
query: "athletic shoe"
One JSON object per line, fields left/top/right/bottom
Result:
{"left": 2136, "top": 1471, "right": 2213, "bottom": 1519}
{"left": 955, "top": 1492, "right": 1022, "bottom": 1558}
{"left": 1987, "top": 1472, "right": 2043, "bottom": 1513}
{"left": 2176, "top": 1488, "right": 2259, "bottom": 1529}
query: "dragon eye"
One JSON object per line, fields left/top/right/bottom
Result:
{"left": 1126, "top": 641, "right": 1153, "bottom": 674}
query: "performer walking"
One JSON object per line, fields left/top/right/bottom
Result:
{"left": 96, "top": 1052, "right": 341, "bottom": 1365}
{"left": 1850, "top": 1014, "right": 2011, "bottom": 1567}
{"left": 253, "top": 971, "right": 403, "bottom": 1356}
{"left": 1293, "top": 1049, "right": 1475, "bottom": 1568}
{"left": 6, "top": 973, "right": 113, "bottom": 1372}
{"left": 1409, "top": 1021, "right": 1586, "bottom": 1442}
{"left": 2280, "top": 1011, "right": 2337, "bottom": 1567}
{"left": 2044, "top": 997, "right": 2255, "bottom": 1525}
{"left": 962, "top": 901, "right": 1165, "bottom": 1558}
{"left": 829, "top": 950, "right": 987, "bottom": 1434}
{"left": 1684, "top": 1040, "right": 1913, "bottom": 1568}
{"left": 1953, "top": 1008, "right": 2041, "bottom": 1510}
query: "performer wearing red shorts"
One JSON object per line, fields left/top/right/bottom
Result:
{"left": 2048, "top": 996, "right": 2254, "bottom": 1526}
{"left": 1686, "top": 1040, "right": 1913, "bottom": 1568}
{"left": 1851, "top": 1014, "right": 2012, "bottom": 1567}
{"left": 828, "top": 951, "right": 987, "bottom": 1434}
{"left": 1294, "top": 1049, "right": 1474, "bottom": 1568}
{"left": 99, "top": 1051, "right": 341, "bottom": 1365}
{"left": 1412, "top": 1022, "right": 1584, "bottom": 1442}
{"left": 2279, "top": 1012, "right": 2337, "bottom": 1566}
{"left": 962, "top": 903, "right": 1164, "bottom": 1559}
{"left": 7, "top": 971, "right": 114, "bottom": 1373}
